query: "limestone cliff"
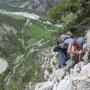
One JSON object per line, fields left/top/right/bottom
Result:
{"left": 26, "top": 30, "right": 90, "bottom": 90}
{"left": 20, "top": 0, "right": 61, "bottom": 12}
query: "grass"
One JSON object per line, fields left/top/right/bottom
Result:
{"left": 24, "top": 25, "right": 52, "bottom": 40}
{"left": 0, "top": 13, "right": 26, "bottom": 30}
{"left": 24, "top": 21, "right": 57, "bottom": 41}
{"left": 7, "top": 14, "right": 25, "bottom": 20}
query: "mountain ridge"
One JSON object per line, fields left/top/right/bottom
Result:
{"left": 0, "top": 0, "right": 61, "bottom": 12}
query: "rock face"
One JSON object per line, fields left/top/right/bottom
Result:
{"left": 20, "top": 0, "right": 61, "bottom": 12}
{"left": 57, "top": 74, "right": 90, "bottom": 90}
{"left": 26, "top": 30, "right": 90, "bottom": 90}
{"left": 0, "top": 0, "right": 61, "bottom": 11}
{"left": 38, "top": 47, "right": 58, "bottom": 80}
{"left": 0, "top": 23, "right": 16, "bottom": 41}
{"left": 26, "top": 62, "right": 90, "bottom": 90}
{"left": 81, "top": 63, "right": 90, "bottom": 76}
{"left": 35, "top": 81, "right": 54, "bottom": 90}
{"left": 85, "top": 30, "right": 90, "bottom": 50}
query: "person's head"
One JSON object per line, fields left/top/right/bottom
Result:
{"left": 77, "top": 37, "right": 85, "bottom": 46}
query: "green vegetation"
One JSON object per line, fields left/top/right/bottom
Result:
{"left": 0, "top": 0, "right": 90, "bottom": 89}
{"left": 7, "top": 0, "right": 25, "bottom": 7}
{"left": 0, "top": 13, "right": 58, "bottom": 90}
{"left": 48, "top": 0, "right": 90, "bottom": 35}
{"left": 7, "top": 14, "right": 25, "bottom": 20}
{"left": 48, "top": 0, "right": 79, "bottom": 23}
{"left": 24, "top": 21, "right": 53, "bottom": 40}
{"left": 0, "top": 13, "right": 26, "bottom": 58}
{"left": 0, "top": 13, "right": 26, "bottom": 29}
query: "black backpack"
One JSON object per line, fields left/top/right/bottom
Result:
{"left": 53, "top": 34, "right": 74, "bottom": 52}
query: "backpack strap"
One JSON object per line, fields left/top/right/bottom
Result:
{"left": 63, "top": 36, "right": 74, "bottom": 41}
{"left": 55, "top": 36, "right": 74, "bottom": 52}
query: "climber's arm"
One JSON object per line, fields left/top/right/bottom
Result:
{"left": 67, "top": 44, "right": 83, "bottom": 55}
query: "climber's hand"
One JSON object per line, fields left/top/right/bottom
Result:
{"left": 78, "top": 50, "right": 83, "bottom": 55}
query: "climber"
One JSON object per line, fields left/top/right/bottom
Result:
{"left": 67, "top": 37, "right": 85, "bottom": 66}
{"left": 53, "top": 35, "right": 85, "bottom": 68}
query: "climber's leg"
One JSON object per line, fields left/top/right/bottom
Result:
{"left": 58, "top": 51, "right": 66, "bottom": 68}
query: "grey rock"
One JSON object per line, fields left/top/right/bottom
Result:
{"left": 49, "top": 68, "right": 66, "bottom": 82}
{"left": 35, "top": 81, "right": 54, "bottom": 90}
{"left": 26, "top": 84, "right": 36, "bottom": 90}
{"left": 57, "top": 74, "right": 90, "bottom": 90}
{"left": 81, "top": 63, "right": 90, "bottom": 76}
{"left": 73, "top": 63, "right": 81, "bottom": 74}
{"left": 26, "top": 62, "right": 90, "bottom": 90}
{"left": 20, "top": 0, "right": 61, "bottom": 11}
{"left": 73, "top": 61, "right": 86, "bottom": 74}
{"left": 26, "top": 29, "right": 90, "bottom": 90}
{"left": 85, "top": 30, "right": 90, "bottom": 50}
{"left": 83, "top": 50, "right": 89, "bottom": 63}
{"left": 77, "top": 78, "right": 90, "bottom": 90}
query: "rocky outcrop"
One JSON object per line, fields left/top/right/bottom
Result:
{"left": 0, "top": 14, "right": 25, "bottom": 58}
{"left": 0, "top": 23, "right": 18, "bottom": 52}
{"left": 0, "top": 23, "right": 16, "bottom": 41}
{"left": 85, "top": 30, "right": 90, "bottom": 50}
{"left": 20, "top": 0, "right": 61, "bottom": 12}
{"left": 26, "top": 61, "right": 90, "bottom": 90}
{"left": 57, "top": 74, "right": 90, "bottom": 90}
{"left": 0, "top": 58, "right": 8, "bottom": 74}
{"left": 26, "top": 30, "right": 90, "bottom": 90}
{"left": 38, "top": 47, "right": 58, "bottom": 80}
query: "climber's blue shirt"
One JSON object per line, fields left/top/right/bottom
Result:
{"left": 58, "top": 38, "right": 75, "bottom": 66}
{"left": 64, "top": 38, "right": 75, "bottom": 44}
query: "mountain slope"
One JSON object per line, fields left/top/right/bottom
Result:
{"left": 0, "top": 13, "right": 58, "bottom": 90}
{"left": 0, "top": 0, "right": 61, "bottom": 12}
{"left": 20, "top": 0, "right": 61, "bottom": 12}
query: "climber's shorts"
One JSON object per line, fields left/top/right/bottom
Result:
{"left": 58, "top": 51, "right": 70, "bottom": 66}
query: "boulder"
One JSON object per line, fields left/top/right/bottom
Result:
{"left": 73, "top": 61, "right": 86, "bottom": 74}
{"left": 82, "top": 50, "right": 89, "bottom": 63}
{"left": 81, "top": 63, "right": 90, "bottom": 76}
{"left": 44, "top": 69, "right": 50, "bottom": 80}
{"left": 57, "top": 78, "right": 69, "bottom": 90}
{"left": 66, "top": 74, "right": 90, "bottom": 90}
{"left": 0, "top": 58, "right": 8, "bottom": 74}
{"left": 85, "top": 30, "right": 90, "bottom": 50}
{"left": 35, "top": 81, "right": 54, "bottom": 90}
{"left": 57, "top": 74, "right": 90, "bottom": 90}
{"left": 49, "top": 68, "right": 66, "bottom": 82}
{"left": 20, "top": 0, "right": 61, "bottom": 12}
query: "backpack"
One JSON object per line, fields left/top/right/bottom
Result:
{"left": 57, "top": 34, "right": 72, "bottom": 43}
{"left": 53, "top": 34, "right": 74, "bottom": 52}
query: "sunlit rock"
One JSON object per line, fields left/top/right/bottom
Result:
{"left": 0, "top": 58, "right": 8, "bottom": 74}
